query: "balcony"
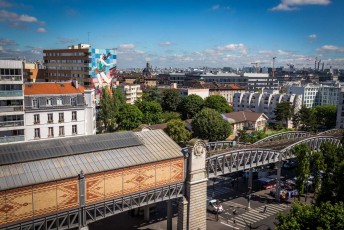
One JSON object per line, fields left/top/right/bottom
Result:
{"left": 0, "top": 75, "right": 22, "bottom": 82}
{"left": 0, "top": 120, "right": 24, "bottom": 128}
{"left": 0, "top": 106, "right": 23, "bottom": 112}
{"left": 0, "top": 135, "right": 24, "bottom": 143}
{"left": 0, "top": 91, "right": 23, "bottom": 97}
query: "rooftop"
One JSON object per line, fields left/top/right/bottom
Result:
{"left": 222, "top": 111, "right": 268, "bottom": 123}
{"left": 24, "top": 82, "right": 85, "bottom": 95}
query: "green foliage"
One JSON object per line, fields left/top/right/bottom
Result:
{"left": 165, "top": 119, "right": 191, "bottom": 144}
{"left": 274, "top": 101, "right": 293, "bottom": 127}
{"left": 237, "top": 130, "right": 269, "bottom": 144}
{"left": 204, "top": 95, "right": 232, "bottom": 114}
{"left": 293, "top": 106, "right": 317, "bottom": 132}
{"left": 312, "top": 105, "right": 337, "bottom": 130}
{"left": 161, "top": 89, "right": 181, "bottom": 112}
{"left": 135, "top": 100, "right": 163, "bottom": 125}
{"left": 310, "top": 151, "right": 325, "bottom": 194}
{"left": 191, "top": 108, "right": 232, "bottom": 142}
{"left": 112, "top": 87, "right": 126, "bottom": 120}
{"left": 142, "top": 87, "right": 161, "bottom": 102}
{"left": 276, "top": 202, "right": 344, "bottom": 230}
{"left": 162, "top": 112, "right": 181, "bottom": 123}
{"left": 292, "top": 143, "right": 311, "bottom": 194}
{"left": 118, "top": 104, "right": 143, "bottom": 130}
{"left": 98, "top": 87, "right": 115, "bottom": 132}
{"left": 179, "top": 94, "right": 204, "bottom": 119}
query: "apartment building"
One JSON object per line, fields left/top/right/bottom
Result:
{"left": 43, "top": 44, "right": 116, "bottom": 87}
{"left": 120, "top": 84, "right": 142, "bottom": 104}
{"left": 233, "top": 92, "right": 302, "bottom": 128}
{"left": 244, "top": 73, "right": 278, "bottom": 91}
{"left": 0, "top": 60, "right": 25, "bottom": 144}
{"left": 336, "top": 89, "right": 344, "bottom": 129}
{"left": 24, "top": 81, "right": 96, "bottom": 141}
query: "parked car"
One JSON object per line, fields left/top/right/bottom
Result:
{"left": 207, "top": 198, "right": 224, "bottom": 213}
{"left": 283, "top": 160, "right": 297, "bottom": 169}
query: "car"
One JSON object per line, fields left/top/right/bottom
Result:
{"left": 207, "top": 198, "right": 223, "bottom": 213}
{"left": 283, "top": 160, "right": 297, "bottom": 169}
{"left": 257, "top": 177, "right": 277, "bottom": 189}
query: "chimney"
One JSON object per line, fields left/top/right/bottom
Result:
{"left": 72, "top": 80, "right": 79, "bottom": 89}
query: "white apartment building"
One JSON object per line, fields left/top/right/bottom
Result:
{"left": 233, "top": 92, "right": 302, "bottom": 128}
{"left": 24, "top": 81, "right": 96, "bottom": 141}
{"left": 120, "top": 84, "right": 142, "bottom": 104}
{"left": 179, "top": 88, "right": 209, "bottom": 99}
{"left": 244, "top": 73, "right": 278, "bottom": 91}
{"left": 0, "top": 60, "right": 25, "bottom": 144}
{"left": 336, "top": 89, "right": 344, "bottom": 129}
{"left": 288, "top": 83, "right": 340, "bottom": 108}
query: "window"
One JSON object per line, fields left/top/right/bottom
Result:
{"left": 33, "top": 99, "right": 38, "bottom": 108}
{"left": 48, "top": 127, "right": 54, "bottom": 137}
{"left": 72, "top": 111, "right": 77, "bottom": 121}
{"left": 59, "top": 113, "right": 64, "bottom": 122}
{"left": 48, "top": 113, "right": 53, "bottom": 123}
{"left": 34, "top": 128, "right": 40, "bottom": 139}
{"left": 47, "top": 98, "right": 52, "bottom": 106}
{"left": 71, "top": 97, "right": 77, "bottom": 106}
{"left": 59, "top": 126, "right": 65, "bottom": 136}
{"left": 57, "top": 98, "right": 63, "bottom": 105}
{"left": 72, "top": 125, "right": 77, "bottom": 135}
{"left": 34, "top": 114, "right": 40, "bottom": 124}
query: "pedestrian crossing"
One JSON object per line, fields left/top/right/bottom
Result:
{"left": 222, "top": 203, "right": 289, "bottom": 229}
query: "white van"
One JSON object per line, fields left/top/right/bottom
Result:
{"left": 207, "top": 199, "right": 224, "bottom": 213}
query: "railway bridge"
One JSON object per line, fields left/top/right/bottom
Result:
{"left": 0, "top": 129, "right": 342, "bottom": 230}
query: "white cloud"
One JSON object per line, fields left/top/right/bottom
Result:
{"left": 36, "top": 27, "right": 46, "bottom": 33}
{"left": 308, "top": 34, "right": 317, "bottom": 39}
{"left": 159, "top": 41, "right": 173, "bottom": 47}
{"left": 271, "top": 0, "right": 330, "bottom": 11}
{"left": 0, "top": 0, "right": 12, "bottom": 7}
{"left": 317, "top": 45, "right": 344, "bottom": 53}
{"left": 210, "top": 4, "right": 231, "bottom": 11}
{"left": 119, "top": 43, "right": 135, "bottom": 50}
{"left": 217, "top": 43, "right": 248, "bottom": 55}
{"left": 211, "top": 5, "right": 220, "bottom": 10}
{"left": 0, "top": 9, "right": 44, "bottom": 28}
{"left": 258, "top": 49, "right": 290, "bottom": 55}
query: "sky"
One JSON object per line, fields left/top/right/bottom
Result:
{"left": 0, "top": 0, "right": 344, "bottom": 69}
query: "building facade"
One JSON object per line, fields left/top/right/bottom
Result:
{"left": 336, "top": 90, "right": 344, "bottom": 129}
{"left": 0, "top": 60, "right": 25, "bottom": 144}
{"left": 244, "top": 73, "right": 278, "bottom": 91}
{"left": 288, "top": 83, "right": 340, "bottom": 108}
{"left": 43, "top": 44, "right": 116, "bottom": 87}
{"left": 178, "top": 88, "right": 209, "bottom": 99}
{"left": 233, "top": 92, "right": 302, "bottom": 128}
{"left": 222, "top": 111, "right": 268, "bottom": 134}
{"left": 120, "top": 84, "right": 143, "bottom": 104}
{"left": 24, "top": 81, "right": 96, "bottom": 141}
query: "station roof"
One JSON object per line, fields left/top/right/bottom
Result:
{"left": 0, "top": 129, "right": 182, "bottom": 191}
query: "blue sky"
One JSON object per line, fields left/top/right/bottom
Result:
{"left": 0, "top": 0, "right": 344, "bottom": 69}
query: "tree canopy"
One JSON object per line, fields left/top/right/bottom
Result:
{"left": 98, "top": 87, "right": 115, "bottom": 132}
{"left": 135, "top": 100, "right": 163, "bottom": 125}
{"left": 161, "top": 89, "right": 181, "bottom": 112}
{"left": 274, "top": 101, "right": 293, "bottom": 128}
{"left": 179, "top": 94, "right": 204, "bottom": 119}
{"left": 191, "top": 108, "right": 232, "bottom": 142}
{"left": 312, "top": 105, "right": 337, "bottom": 130}
{"left": 165, "top": 119, "right": 191, "bottom": 144}
{"left": 204, "top": 95, "right": 232, "bottom": 114}
{"left": 118, "top": 104, "right": 143, "bottom": 130}
{"left": 292, "top": 143, "right": 311, "bottom": 194}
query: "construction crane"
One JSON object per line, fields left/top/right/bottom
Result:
{"left": 251, "top": 62, "right": 259, "bottom": 73}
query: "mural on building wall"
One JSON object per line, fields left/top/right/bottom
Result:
{"left": 89, "top": 48, "right": 117, "bottom": 88}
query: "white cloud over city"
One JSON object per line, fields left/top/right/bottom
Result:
{"left": 271, "top": 0, "right": 331, "bottom": 11}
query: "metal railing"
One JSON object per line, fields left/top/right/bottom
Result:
{"left": 0, "top": 91, "right": 23, "bottom": 97}
{"left": 0, "top": 135, "right": 24, "bottom": 143}
{"left": 0, "top": 76, "right": 22, "bottom": 81}
{"left": 0, "top": 120, "right": 24, "bottom": 128}
{"left": 0, "top": 106, "right": 23, "bottom": 112}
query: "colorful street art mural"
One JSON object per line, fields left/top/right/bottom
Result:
{"left": 89, "top": 48, "right": 117, "bottom": 88}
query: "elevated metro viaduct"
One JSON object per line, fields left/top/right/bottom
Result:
{"left": 0, "top": 129, "right": 342, "bottom": 230}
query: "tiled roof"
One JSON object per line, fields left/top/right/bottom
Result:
{"left": 223, "top": 111, "right": 268, "bottom": 123}
{"left": 24, "top": 82, "right": 85, "bottom": 95}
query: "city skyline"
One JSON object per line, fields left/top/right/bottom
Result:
{"left": 0, "top": 0, "right": 344, "bottom": 69}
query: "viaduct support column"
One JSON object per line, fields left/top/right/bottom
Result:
{"left": 167, "top": 200, "right": 173, "bottom": 230}
{"left": 178, "top": 139, "right": 208, "bottom": 230}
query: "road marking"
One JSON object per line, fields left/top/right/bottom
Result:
{"left": 220, "top": 222, "right": 240, "bottom": 229}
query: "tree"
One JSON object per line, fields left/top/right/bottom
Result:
{"left": 161, "top": 89, "right": 180, "bottom": 112}
{"left": 191, "top": 108, "right": 232, "bottom": 142}
{"left": 179, "top": 94, "right": 204, "bottom": 119}
{"left": 118, "top": 104, "right": 143, "bottom": 130}
{"left": 295, "top": 106, "right": 317, "bottom": 132}
{"left": 162, "top": 112, "right": 181, "bottom": 123}
{"left": 274, "top": 102, "right": 293, "bottom": 128}
{"left": 142, "top": 87, "right": 161, "bottom": 102}
{"left": 98, "top": 87, "right": 115, "bottom": 132}
{"left": 112, "top": 87, "right": 126, "bottom": 121}
{"left": 136, "top": 100, "right": 163, "bottom": 125}
{"left": 165, "top": 119, "right": 191, "bottom": 144}
{"left": 276, "top": 202, "right": 344, "bottom": 230}
{"left": 292, "top": 143, "right": 311, "bottom": 195}
{"left": 310, "top": 151, "right": 324, "bottom": 195}
{"left": 204, "top": 95, "right": 232, "bottom": 114}
{"left": 312, "top": 105, "right": 337, "bottom": 130}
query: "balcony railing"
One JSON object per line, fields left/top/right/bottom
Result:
{"left": 0, "top": 135, "right": 24, "bottom": 143}
{"left": 0, "top": 76, "right": 22, "bottom": 81}
{"left": 0, "top": 90, "right": 23, "bottom": 97}
{"left": 0, "top": 106, "right": 23, "bottom": 112}
{"left": 0, "top": 120, "right": 24, "bottom": 128}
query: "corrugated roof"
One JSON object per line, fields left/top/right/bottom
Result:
{"left": 0, "top": 130, "right": 182, "bottom": 191}
{"left": 24, "top": 82, "right": 85, "bottom": 95}
{"left": 0, "top": 132, "right": 143, "bottom": 166}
